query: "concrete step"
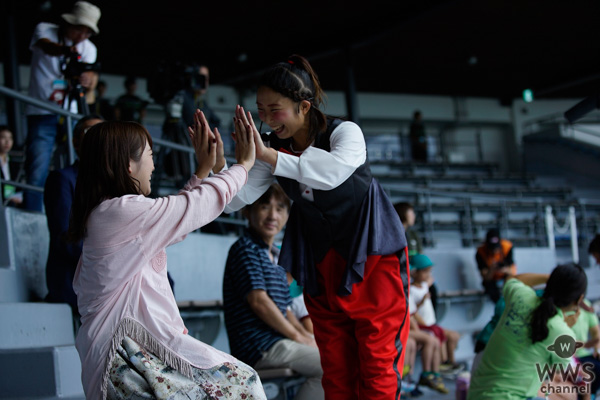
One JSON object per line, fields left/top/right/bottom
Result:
{"left": 1, "top": 205, "right": 49, "bottom": 303}
{"left": 0, "top": 303, "right": 74, "bottom": 349}
{"left": 0, "top": 303, "right": 83, "bottom": 398}
{"left": 0, "top": 345, "right": 84, "bottom": 398}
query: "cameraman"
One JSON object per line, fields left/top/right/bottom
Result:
{"left": 162, "top": 64, "right": 221, "bottom": 182}
{"left": 24, "top": 1, "right": 101, "bottom": 212}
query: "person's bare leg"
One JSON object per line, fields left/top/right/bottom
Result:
{"left": 405, "top": 337, "right": 417, "bottom": 376}
{"left": 412, "top": 330, "right": 435, "bottom": 371}
{"left": 444, "top": 329, "right": 460, "bottom": 364}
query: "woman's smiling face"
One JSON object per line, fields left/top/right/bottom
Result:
{"left": 256, "top": 86, "right": 310, "bottom": 146}
{"left": 129, "top": 142, "right": 154, "bottom": 196}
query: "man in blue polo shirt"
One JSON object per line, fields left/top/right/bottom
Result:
{"left": 223, "top": 184, "right": 324, "bottom": 400}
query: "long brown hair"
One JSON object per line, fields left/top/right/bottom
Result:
{"left": 258, "top": 54, "right": 327, "bottom": 146}
{"left": 67, "top": 121, "right": 152, "bottom": 242}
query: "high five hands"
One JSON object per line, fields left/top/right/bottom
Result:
{"left": 189, "top": 109, "right": 256, "bottom": 178}
{"left": 233, "top": 105, "right": 277, "bottom": 167}
{"left": 188, "top": 110, "right": 219, "bottom": 179}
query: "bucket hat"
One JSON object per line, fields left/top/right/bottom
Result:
{"left": 62, "top": 1, "right": 101, "bottom": 34}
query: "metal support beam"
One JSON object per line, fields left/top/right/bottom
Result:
{"left": 2, "top": 0, "right": 24, "bottom": 145}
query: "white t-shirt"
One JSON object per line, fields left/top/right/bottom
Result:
{"left": 289, "top": 293, "right": 310, "bottom": 320}
{"left": 27, "top": 22, "right": 97, "bottom": 115}
{"left": 409, "top": 281, "right": 437, "bottom": 326}
{"left": 0, "top": 157, "right": 10, "bottom": 181}
{"left": 224, "top": 120, "right": 367, "bottom": 212}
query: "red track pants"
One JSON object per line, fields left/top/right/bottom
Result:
{"left": 305, "top": 248, "right": 410, "bottom": 400}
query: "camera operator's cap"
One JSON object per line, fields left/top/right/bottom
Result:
{"left": 62, "top": 1, "right": 101, "bottom": 34}
{"left": 409, "top": 254, "right": 434, "bottom": 271}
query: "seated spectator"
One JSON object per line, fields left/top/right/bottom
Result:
{"left": 44, "top": 115, "right": 175, "bottom": 322}
{"left": 44, "top": 115, "right": 103, "bottom": 318}
{"left": 571, "top": 298, "right": 600, "bottom": 400}
{"left": 402, "top": 336, "right": 420, "bottom": 399}
{"left": 409, "top": 254, "right": 461, "bottom": 374}
{"left": 395, "top": 201, "right": 423, "bottom": 256}
{"left": 396, "top": 201, "right": 438, "bottom": 314}
{"left": 572, "top": 243, "right": 600, "bottom": 400}
{"left": 0, "top": 125, "right": 23, "bottom": 206}
{"left": 476, "top": 228, "right": 517, "bottom": 303}
{"left": 404, "top": 314, "right": 448, "bottom": 395}
{"left": 223, "top": 184, "right": 324, "bottom": 400}
{"left": 471, "top": 288, "right": 545, "bottom": 374}
{"left": 114, "top": 76, "right": 147, "bottom": 123}
{"left": 467, "top": 264, "right": 587, "bottom": 400}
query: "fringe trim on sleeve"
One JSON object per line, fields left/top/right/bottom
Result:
{"left": 101, "top": 317, "right": 194, "bottom": 399}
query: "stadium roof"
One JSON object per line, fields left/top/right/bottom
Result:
{"left": 5, "top": 0, "right": 600, "bottom": 103}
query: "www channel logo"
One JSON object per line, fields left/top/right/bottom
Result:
{"left": 546, "top": 335, "right": 583, "bottom": 359}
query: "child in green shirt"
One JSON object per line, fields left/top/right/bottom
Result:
{"left": 467, "top": 264, "right": 587, "bottom": 400}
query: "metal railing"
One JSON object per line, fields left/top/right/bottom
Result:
{"left": 0, "top": 85, "right": 245, "bottom": 226}
{"left": 382, "top": 181, "right": 600, "bottom": 259}
{"left": 3, "top": 84, "right": 598, "bottom": 249}
{"left": 0, "top": 85, "right": 82, "bottom": 164}
{"left": 522, "top": 109, "right": 600, "bottom": 137}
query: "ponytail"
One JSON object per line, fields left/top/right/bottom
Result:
{"left": 530, "top": 295, "right": 557, "bottom": 343}
{"left": 530, "top": 263, "right": 587, "bottom": 343}
{"left": 258, "top": 54, "right": 327, "bottom": 145}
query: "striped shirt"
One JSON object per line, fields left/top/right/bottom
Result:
{"left": 223, "top": 229, "right": 291, "bottom": 366}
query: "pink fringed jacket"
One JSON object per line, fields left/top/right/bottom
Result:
{"left": 73, "top": 166, "right": 247, "bottom": 399}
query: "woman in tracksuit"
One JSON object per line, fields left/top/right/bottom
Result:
{"left": 225, "top": 54, "right": 410, "bottom": 400}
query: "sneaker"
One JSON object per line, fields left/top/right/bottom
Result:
{"left": 409, "top": 387, "right": 424, "bottom": 397}
{"left": 402, "top": 380, "right": 416, "bottom": 392}
{"left": 418, "top": 373, "right": 449, "bottom": 394}
{"left": 440, "top": 361, "right": 465, "bottom": 374}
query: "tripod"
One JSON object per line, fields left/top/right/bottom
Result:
{"left": 63, "top": 78, "right": 90, "bottom": 116}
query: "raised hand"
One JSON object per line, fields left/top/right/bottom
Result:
{"left": 232, "top": 105, "right": 256, "bottom": 172}
{"left": 234, "top": 105, "right": 275, "bottom": 166}
{"left": 188, "top": 109, "right": 216, "bottom": 179}
{"left": 212, "top": 127, "right": 226, "bottom": 173}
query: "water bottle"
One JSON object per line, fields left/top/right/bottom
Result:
{"left": 455, "top": 371, "right": 470, "bottom": 400}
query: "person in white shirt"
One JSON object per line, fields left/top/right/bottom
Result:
{"left": 0, "top": 126, "right": 22, "bottom": 206}
{"left": 409, "top": 254, "right": 461, "bottom": 374}
{"left": 225, "top": 54, "right": 410, "bottom": 400}
{"left": 24, "top": 1, "right": 101, "bottom": 211}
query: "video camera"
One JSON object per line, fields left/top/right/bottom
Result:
{"left": 148, "top": 61, "right": 206, "bottom": 105}
{"left": 62, "top": 50, "right": 101, "bottom": 82}
{"left": 61, "top": 50, "right": 101, "bottom": 115}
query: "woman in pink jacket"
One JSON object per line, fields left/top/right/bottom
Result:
{"left": 68, "top": 111, "right": 264, "bottom": 399}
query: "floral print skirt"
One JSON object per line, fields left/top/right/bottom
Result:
{"left": 107, "top": 336, "right": 266, "bottom": 400}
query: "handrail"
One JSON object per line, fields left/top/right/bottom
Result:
{"left": 0, "top": 84, "right": 237, "bottom": 199}
{"left": 0, "top": 85, "right": 82, "bottom": 165}
{"left": 0, "top": 179, "right": 43, "bottom": 193}
{"left": 523, "top": 109, "right": 600, "bottom": 135}
{"left": 383, "top": 183, "right": 546, "bottom": 203}
{"left": 383, "top": 182, "right": 600, "bottom": 206}
{"left": 563, "top": 123, "right": 600, "bottom": 140}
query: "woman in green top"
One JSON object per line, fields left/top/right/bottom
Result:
{"left": 571, "top": 299, "right": 600, "bottom": 399}
{"left": 467, "top": 263, "right": 587, "bottom": 400}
